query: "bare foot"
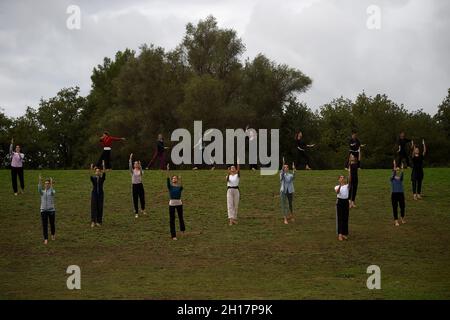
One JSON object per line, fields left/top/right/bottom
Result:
{"left": 401, "top": 218, "right": 406, "bottom": 224}
{"left": 51, "top": 235, "right": 56, "bottom": 241}
{"left": 44, "top": 239, "right": 48, "bottom": 245}
{"left": 342, "top": 235, "right": 348, "bottom": 240}
{"left": 413, "top": 194, "right": 417, "bottom": 200}
{"left": 91, "top": 222, "right": 95, "bottom": 228}
{"left": 417, "top": 194, "right": 422, "bottom": 199}
{"left": 135, "top": 214, "right": 139, "bottom": 218}
{"left": 172, "top": 237, "right": 178, "bottom": 241}
{"left": 229, "top": 219, "right": 233, "bottom": 226}
{"left": 338, "top": 234, "right": 343, "bottom": 241}
{"left": 141, "top": 210, "right": 147, "bottom": 215}
{"left": 95, "top": 223, "right": 101, "bottom": 227}
{"left": 284, "top": 218, "right": 288, "bottom": 225}
{"left": 232, "top": 219, "right": 238, "bottom": 225}
{"left": 395, "top": 220, "right": 400, "bottom": 226}
{"left": 14, "top": 193, "right": 18, "bottom": 196}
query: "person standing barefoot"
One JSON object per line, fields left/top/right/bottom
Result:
{"left": 335, "top": 172, "right": 351, "bottom": 241}
{"left": 129, "top": 153, "right": 146, "bottom": 218}
{"left": 390, "top": 160, "right": 406, "bottom": 226}
{"left": 348, "top": 154, "right": 359, "bottom": 208}
{"left": 90, "top": 161, "right": 106, "bottom": 227}
{"left": 166, "top": 164, "right": 185, "bottom": 240}
{"left": 226, "top": 161, "right": 241, "bottom": 226}
{"left": 9, "top": 137, "right": 25, "bottom": 196}
{"left": 38, "top": 175, "right": 56, "bottom": 245}
{"left": 411, "top": 139, "right": 426, "bottom": 200}
{"left": 280, "top": 161, "right": 296, "bottom": 224}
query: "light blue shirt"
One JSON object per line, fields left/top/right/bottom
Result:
{"left": 280, "top": 170, "right": 295, "bottom": 194}
{"left": 38, "top": 184, "right": 56, "bottom": 212}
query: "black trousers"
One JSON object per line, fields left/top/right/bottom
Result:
{"left": 296, "top": 150, "right": 310, "bottom": 168}
{"left": 169, "top": 205, "right": 185, "bottom": 238}
{"left": 336, "top": 198, "right": 349, "bottom": 235}
{"left": 349, "top": 179, "right": 358, "bottom": 202}
{"left": 132, "top": 183, "right": 146, "bottom": 213}
{"left": 412, "top": 179, "right": 423, "bottom": 194}
{"left": 97, "top": 150, "right": 112, "bottom": 169}
{"left": 41, "top": 210, "right": 56, "bottom": 240}
{"left": 391, "top": 192, "right": 405, "bottom": 220}
{"left": 91, "top": 192, "right": 104, "bottom": 224}
{"left": 397, "top": 152, "right": 410, "bottom": 167}
{"left": 11, "top": 166, "right": 25, "bottom": 193}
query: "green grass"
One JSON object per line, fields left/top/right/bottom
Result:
{"left": 0, "top": 168, "right": 449, "bottom": 299}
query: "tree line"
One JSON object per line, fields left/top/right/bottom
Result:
{"left": 1, "top": 16, "right": 449, "bottom": 169}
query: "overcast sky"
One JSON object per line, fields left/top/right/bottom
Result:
{"left": 0, "top": 0, "right": 449, "bottom": 117}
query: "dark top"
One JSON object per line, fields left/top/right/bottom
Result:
{"left": 157, "top": 140, "right": 165, "bottom": 154}
{"left": 390, "top": 171, "right": 404, "bottom": 193}
{"left": 296, "top": 138, "right": 307, "bottom": 151}
{"left": 167, "top": 178, "right": 183, "bottom": 199}
{"left": 91, "top": 173, "right": 106, "bottom": 195}
{"left": 411, "top": 154, "right": 424, "bottom": 179}
{"left": 349, "top": 138, "right": 361, "bottom": 152}
{"left": 398, "top": 138, "right": 411, "bottom": 153}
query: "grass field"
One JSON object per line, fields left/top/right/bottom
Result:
{"left": 0, "top": 168, "right": 449, "bottom": 300}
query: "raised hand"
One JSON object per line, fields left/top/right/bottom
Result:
{"left": 129, "top": 153, "right": 133, "bottom": 160}
{"left": 166, "top": 163, "right": 170, "bottom": 171}
{"left": 292, "top": 162, "right": 296, "bottom": 171}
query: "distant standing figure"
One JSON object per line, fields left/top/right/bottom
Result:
{"left": 335, "top": 173, "right": 351, "bottom": 241}
{"left": 348, "top": 154, "right": 359, "bottom": 208}
{"left": 280, "top": 161, "right": 296, "bottom": 224}
{"left": 38, "top": 175, "right": 56, "bottom": 245}
{"left": 9, "top": 138, "right": 25, "bottom": 195}
{"left": 226, "top": 162, "right": 241, "bottom": 226}
{"left": 90, "top": 161, "right": 106, "bottom": 227}
{"left": 97, "top": 131, "right": 126, "bottom": 170}
{"left": 411, "top": 139, "right": 426, "bottom": 200}
{"left": 295, "top": 131, "right": 315, "bottom": 170}
{"left": 396, "top": 132, "right": 412, "bottom": 169}
{"left": 390, "top": 160, "right": 406, "bottom": 226}
{"left": 166, "top": 164, "right": 185, "bottom": 240}
{"left": 129, "top": 153, "right": 146, "bottom": 218}
{"left": 147, "top": 134, "right": 168, "bottom": 170}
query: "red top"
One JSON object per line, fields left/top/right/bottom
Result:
{"left": 100, "top": 135, "right": 122, "bottom": 148}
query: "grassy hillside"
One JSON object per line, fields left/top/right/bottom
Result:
{"left": 0, "top": 168, "right": 449, "bottom": 299}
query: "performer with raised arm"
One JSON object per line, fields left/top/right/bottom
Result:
{"left": 97, "top": 131, "right": 125, "bottom": 170}
{"left": 346, "top": 130, "right": 365, "bottom": 168}
{"left": 9, "top": 137, "right": 25, "bottom": 195}
{"left": 90, "top": 161, "right": 106, "bottom": 227}
{"left": 166, "top": 163, "right": 185, "bottom": 240}
{"left": 226, "top": 159, "right": 241, "bottom": 226}
{"left": 147, "top": 134, "right": 169, "bottom": 170}
{"left": 280, "top": 160, "right": 296, "bottom": 224}
{"left": 295, "top": 131, "right": 315, "bottom": 170}
{"left": 246, "top": 125, "right": 258, "bottom": 170}
{"left": 38, "top": 175, "right": 56, "bottom": 245}
{"left": 390, "top": 160, "right": 406, "bottom": 226}
{"left": 396, "top": 131, "right": 412, "bottom": 169}
{"left": 129, "top": 153, "right": 146, "bottom": 218}
{"left": 192, "top": 129, "right": 215, "bottom": 170}
{"left": 335, "top": 171, "right": 351, "bottom": 241}
{"left": 411, "top": 139, "right": 426, "bottom": 200}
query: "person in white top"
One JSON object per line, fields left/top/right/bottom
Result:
{"left": 129, "top": 153, "right": 146, "bottom": 218}
{"left": 226, "top": 162, "right": 240, "bottom": 226}
{"left": 9, "top": 137, "right": 25, "bottom": 195}
{"left": 334, "top": 173, "right": 351, "bottom": 241}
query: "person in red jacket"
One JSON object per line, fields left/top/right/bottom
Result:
{"left": 97, "top": 131, "right": 125, "bottom": 170}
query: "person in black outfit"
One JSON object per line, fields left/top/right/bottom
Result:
{"left": 396, "top": 132, "right": 412, "bottom": 168}
{"left": 147, "top": 134, "right": 168, "bottom": 170}
{"left": 295, "top": 131, "right": 315, "bottom": 170}
{"left": 348, "top": 154, "right": 359, "bottom": 208}
{"left": 90, "top": 161, "right": 106, "bottom": 227}
{"left": 411, "top": 139, "right": 426, "bottom": 200}
{"left": 346, "top": 130, "right": 364, "bottom": 168}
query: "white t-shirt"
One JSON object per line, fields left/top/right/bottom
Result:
{"left": 227, "top": 174, "right": 240, "bottom": 187}
{"left": 335, "top": 184, "right": 349, "bottom": 199}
